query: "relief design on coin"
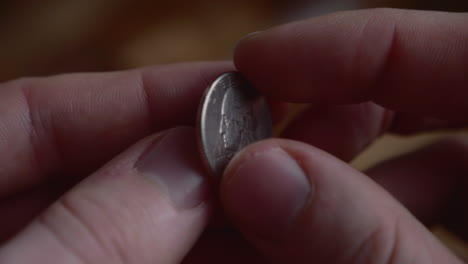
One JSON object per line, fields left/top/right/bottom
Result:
{"left": 197, "top": 72, "right": 272, "bottom": 179}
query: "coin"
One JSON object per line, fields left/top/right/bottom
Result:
{"left": 197, "top": 72, "right": 273, "bottom": 179}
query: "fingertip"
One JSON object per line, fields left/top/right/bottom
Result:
{"left": 234, "top": 30, "right": 286, "bottom": 100}
{"left": 0, "top": 127, "right": 214, "bottom": 263}
{"left": 221, "top": 139, "right": 312, "bottom": 242}
{"left": 136, "top": 127, "right": 212, "bottom": 209}
{"left": 221, "top": 139, "right": 285, "bottom": 186}
{"left": 234, "top": 9, "right": 396, "bottom": 103}
{"left": 220, "top": 138, "right": 462, "bottom": 263}
{"left": 233, "top": 31, "right": 263, "bottom": 54}
{"left": 234, "top": 8, "right": 468, "bottom": 119}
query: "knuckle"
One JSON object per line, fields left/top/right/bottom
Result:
{"left": 37, "top": 198, "right": 90, "bottom": 264}
{"left": 38, "top": 192, "right": 130, "bottom": 264}
{"left": 350, "top": 214, "right": 404, "bottom": 264}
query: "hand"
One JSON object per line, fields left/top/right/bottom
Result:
{"left": 0, "top": 61, "right": 240, "bottom": 263}
{"left": 1, "top": 8, "right": 467, "bottom": 264}
{"left": 218, "top": 8, "right": 468, "bottom": 264}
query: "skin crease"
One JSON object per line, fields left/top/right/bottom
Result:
{"left": 0, "top": 7, "right": 467, "bottom": 264}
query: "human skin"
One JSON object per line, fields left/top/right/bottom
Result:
{"left": 0, "top": 8, "right": 467, "bottom": 264}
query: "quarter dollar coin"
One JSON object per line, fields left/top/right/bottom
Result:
{"left": 197, "top": 72, "right": 273, "bottom": 179}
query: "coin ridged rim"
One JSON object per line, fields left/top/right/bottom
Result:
{"left": 196, "top": 72, "right": 234, "bottom": 178}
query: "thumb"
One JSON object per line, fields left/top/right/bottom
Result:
{"left": 221, "top": 139, "right": 462, "bottom": 264}
{"left": 0, "top": 127, "right": 211, "bottom": 264}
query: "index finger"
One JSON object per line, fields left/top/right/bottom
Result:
{"left": 234, "top": 8, "right": 468, "bottom": 120}
{"left": 0, "top": 61, "right": 233, "bottom": 197}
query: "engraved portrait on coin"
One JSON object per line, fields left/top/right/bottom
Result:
{"left": 197, "top": 72, "right": 272, "bottom": 179}
{"left": 218, "top": 85, "right": 257, "bottom": 161}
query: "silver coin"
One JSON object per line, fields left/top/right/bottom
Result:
{"left": 197, "top": 72, "right": 273, "bottom": 179}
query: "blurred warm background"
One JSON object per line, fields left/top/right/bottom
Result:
{"left": 1, "top": 0, "right": 468, "bottom": 260}
{"left": 2, "top": 0, "right": 468, "bottom": 82}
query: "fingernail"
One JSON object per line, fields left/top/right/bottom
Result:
{"left": 223, "top": 147, "right": 311, "bottom": 241}
{"left": 136, "top": 127, "right": 209, "bottom": 209}
{"left": 233, "top": 31, "right": 263, "bottom": 53}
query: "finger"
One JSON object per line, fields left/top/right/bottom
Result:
{"left": 281, "top": 102, "right": 466, "bottom": 162}
{"left": 366, "top": 138, "right": 468, "bottom": 239}
{"left": 0, "top": 127, "right": 212, "bottom": 263}
{"left": 221, "top": 139, "right": 463, "bottom": 264}
{"left": 235, "top": 8, "right": 468, "bottom": 120}
{"left": 282, "top": 102, "right": 392, "bottom": 161}
{"left": 0, "top": 61, "right": 232, "bottom": 197}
